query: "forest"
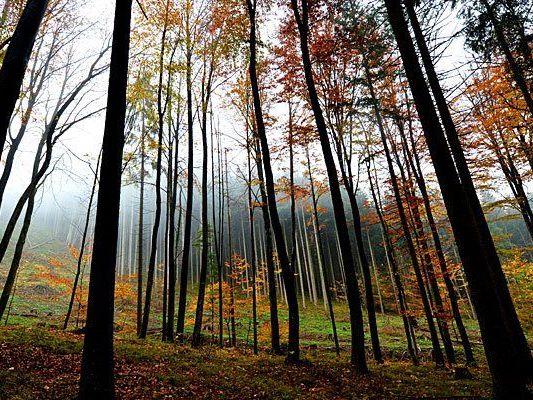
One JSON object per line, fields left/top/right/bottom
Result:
{"left": 0, "top": 0, "right": 532, "bottom": 399}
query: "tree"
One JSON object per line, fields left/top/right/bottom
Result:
{"left": 289, "top": 0, "right": 367, "bottom": 372}
{"left": 246, "top": 0, "right": 300, "bottom": 362}
{"left": 0, "top": 0, "right": 49, "bottom": 160}
{"left": 139, "top": 0, "right": 172, "bottom": 340}
{"left": 384, "top": 1, "right": 531, "bottom": 396}
{"left": 78, "top": 0, "right": 132, "bottom": 397}
{"left": 452, "top": 0, "right": 533, "bottom": 117}
{"left": 176, "top": 0, "right": 196, "bottom": 339}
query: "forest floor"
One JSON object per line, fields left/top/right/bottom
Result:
{"left": 1, "top": 250, "right": 528, "bottom": 399}
{"left": 0, "top": 322, "right": 493, "bottom": 400}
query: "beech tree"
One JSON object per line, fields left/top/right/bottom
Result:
{"left": 79, "top": 0, "right": 132, "bottom": 397}
{"left": 384, "top": 1, "right": 531, "bottom": 396}
{"left": 246, "top": 0, "right": 301, "bottom": 362}
{"left": 288, "top": 0, "right": 367, "bottom": 372}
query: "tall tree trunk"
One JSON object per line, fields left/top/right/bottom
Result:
{"left": 79, "top": 1, "right": 131, "bottom": 397}
{"left": 387, "top": 1, "right": 531, "bottom": 396}
{"left": 136, "top": 120, "right": 146, "bottom": 336}
{"left": 391, "top": 120, "right": 455, "bottom": 365}
{"left": 140, "top": 2, "right": 169, "bottom": 338}
{"left": 247, "top": 0, "right": 298, "bottom": 362}
{"left": 290, "top": 0, "right": 367, "bottom": 371}
{"left": 176, "top": 6, "right": 194, "bottom": 338}
{"left": 248, "top": 131, "right": 258, "bottom": 355}
{"left": 216, "top": 128, "right": 225, "bottom": 347}
{"left": 166, "top": 107, "right": 180, "bottom": 342}
{"left": 0, "top": 0, "right": 48, "bottom": 159}
{"left": 226, "top": 150, "right": 237, "bottom": 347}
{"left": 192, "top": 65, "right": 213, "bottom": 347}
{"left": 334, "top": 137, "right": 382, "bottom": 363}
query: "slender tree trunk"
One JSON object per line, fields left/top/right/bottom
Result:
{"left": 367, "top": 230, "right": 384, "bottom": 315}
{"left": 336, "top": 146, "right": 382, "bottom": 362}
{"left": 216, "top": 129, "right": 225, "bottom": 347}
{"left": 401, "top": 114, "right": 475, "bottom": 364}
{"left": 192, "top": 66, "right": 213, "bottom": 347}
{"left": 247, "top": 0, "right": 298, "bottom": 361}
{"left": 64, "top": 151, "right": 101, "bottom": 330}
{"left": 79, "top": 1, "right": 131, "bottom": 397}
{"left": 139, "top": 4, "right": 169, "bottom": 337}
{"left": 290, "top": 0, "right": 367, "bottom": 371}
{"left": 391, "top": 120, "right": 455, "bottom": 365}
{"left": 365, "top": 64, "right": 444, "bottom": 366}
{"left": 136, "top": 121, "right": 146, "bottom": 336}
{"left": 248, "top": 131, "right": 258, "bottom": 355}
{"left": 225, "top": 151, "right": 237, "bottom": 347}
{"left": 166, "top": 110, "right": 180, "bottom": 342}
{"left": 176, "top": 8, "right": 194, "bottom": 338}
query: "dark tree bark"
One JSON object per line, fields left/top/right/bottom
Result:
{"left": 225, "top": 150, "right": 237, "bottom": 347}
{"left": 247, "top": 0, "right": 299, "bottom": 362}
{"left": 247, "top": 130, "right": 258, "bottom": 355}
{"left": 0, "top": 0, "right": 48, "bottom": 160}
{"left": 139, "top": 1, "right": 169, "bottom": 339}
{"left": 404, "top": 3, "right": 531, "bottom": 374}
{"left": 333, "top": 129, "right": 383, "bottom": 363}
{"left": 289, "top": 0, "right": 367, "bottom": 371}
{"left": 165, "top": 103, "right": 180, "bottom": 342}
{"left": 386, "top": 1, "right": 531, "bottom": 396}
{"left": 176, "top": 11, "right": 195, "bottom": 338}
{"left": 216, "top": 129, "right": 225, "bottom": 348}
{"left": 192, "top": 62, "right": 214, "bottom": 347}
{"left": 79, "top": 1, "right": 132, "bottom": 398}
